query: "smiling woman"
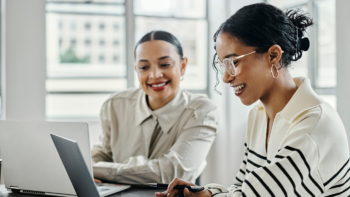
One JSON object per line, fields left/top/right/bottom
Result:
{"left": 158, "top": 3, "right": 350, "bottom": 197}
{"left": 134, "top": 31, "right": 187, "bottom": 110}
{"left": 91, "top": 31, "right": 220, "bottom": 185}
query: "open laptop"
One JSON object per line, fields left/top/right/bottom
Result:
{"left": 51, "top": 134, "right": 130, "bottom": 197}
{"left": 0, "top": 120, "right": 128, "bottom": 196}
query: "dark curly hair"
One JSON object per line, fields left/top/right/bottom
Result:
{"left": 212, "top": 3, "right": 313, "bottom": 93}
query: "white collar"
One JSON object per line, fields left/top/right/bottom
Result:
{"left": 135, "top": 89, "right": 188, "bottom": 133}
{"left": 256, "top": 77, "right": 323, "bottom": 123}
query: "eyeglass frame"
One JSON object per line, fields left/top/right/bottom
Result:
{"left": 214, "top": 51, "right": 256, "bottom": 77}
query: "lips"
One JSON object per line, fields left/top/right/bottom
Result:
{"left": 148, "top": 81, "right": 170, "bottom": 91}
{"left": 230, "top": 83, "right": 246, "bottom": 96}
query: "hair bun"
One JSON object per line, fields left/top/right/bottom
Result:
{"left": 300, "top": 37, "right": 310, "bottom": 51}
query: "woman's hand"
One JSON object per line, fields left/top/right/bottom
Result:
{"left": 155, "top": 178, "right": 212, "bottom": 197}
{"left": 94, "top": 178, "right": 102, "bottom": 184}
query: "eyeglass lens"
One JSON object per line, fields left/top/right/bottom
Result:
{"left": 223, "top": 59, "right": 236, "bottom": 76}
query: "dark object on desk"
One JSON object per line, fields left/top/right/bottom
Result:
{"left": 148, "top": 183, "right": 205, "bottom": 193}
{"left": 0, "top": 185, "right": 164, "bottom": 197}
{"left": 195, "top": 175, "right": 201, "bottom": 186}
{"left": 51, "top": 134, "right": 130, "bottom": 197}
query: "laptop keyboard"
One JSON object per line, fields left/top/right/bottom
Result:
{"left": 97, "top": 187, "right": 110, "bottom": 193}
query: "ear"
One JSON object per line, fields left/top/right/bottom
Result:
{"left": 180, "top": 57, "right": 188, "bottom": 76}
{"left": 267, "top": 45, "right": 283, "bottom": 66}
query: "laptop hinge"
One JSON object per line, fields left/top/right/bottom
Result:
{"left": 9, "top": 186, "right": 19, "bottom": 189}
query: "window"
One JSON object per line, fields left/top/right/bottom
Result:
{"left": 268, "top": 0, "right": 336, "bottom": 109}
{"left": 70, "top": 21, "right": 76, "bottom": 30}
{"left": 59, "top": 21, "right": 62, "bottom": 30}
{"left": 99, "top": 39, "right": 105, "bottom": 46}
{"left": 316, "top": 0, "right": 336, "bottom": 88}
{"left": 85, "top": 22, "right": 91, "bottom": 30}
{"left": 70, "top": 38, "right": 76, "bottom": 46}
{"left": 99, "top": 55, "right": 105, "bottom": 63}
{"left": 134, "top": 0, "right": 208, "bottom": 90}
{"left": 99, "top": 23, "right": 105, "bottom": 31}
{"left": 45, "top": 0, "right": 208, "bottom": 119}
{"left": 113, "top": 55, "right": 120, "bottom": 63}
{"left": 113, "top": 40, "right": 119, "bottom": 46}
{"left": 85, "top": 39, "right": 91, "bottom": 46}
{"left": 114, "top": 23, "right": 119, "bottom": 31}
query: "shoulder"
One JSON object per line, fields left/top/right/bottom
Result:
{"left": 289, "top": 102, "right": 347, "bottom": 143}
{"left": 283, "top": 102, "right": 349, "bottom": 181}
{"left": 309, "top": 102, "right": 349, "bottom": 159}
{"left": 184, "top": 90, "right": 217, "bottom": 113}
{"left": 181, "top": 91, "right": 219, "bottom": 130}
{"left": 107, "top": 88, "right": 142, "bottom": 101}
{"left": 101, "top": 88, "right": 142, "bottom": 110}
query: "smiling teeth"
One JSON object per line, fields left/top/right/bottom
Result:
{"left": 233, "top": 84, "right": 246, "bottom": 92}
{"left": 152, "top": 83, "right": 166, "bottom": 87}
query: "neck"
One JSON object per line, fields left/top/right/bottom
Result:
{"left": 147, "top": 88, "right": 179, "bottom": 111}
{"left": 260, "top": 69, "right": 297, "bottom": 122}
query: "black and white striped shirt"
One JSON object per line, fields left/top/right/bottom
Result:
{"left": 205, "top": 78, "right": 350, "bottom": 197}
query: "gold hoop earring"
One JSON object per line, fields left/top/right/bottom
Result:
{"left": 180, "top": 76, "right": 184, "bottom": 81}
{"left": 271, "top": 64, "right": 279, "bottom": 79}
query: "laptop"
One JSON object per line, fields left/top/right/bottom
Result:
{"left": 51, "top": 134, "right": 130, "bottom": 197}
{"left": 0, "top": 120, "right": 128, "bottom": 196}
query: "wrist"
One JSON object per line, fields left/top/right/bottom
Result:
{"left": 206, "top": 189, "right": 213, "bottom": 197}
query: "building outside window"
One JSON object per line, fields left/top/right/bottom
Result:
{"left": 114, "top": 23, "right": 119, "bottom": 31}
{"left": 45, "top": 0, "right": 208, "bottom": 119}
{"left": 85, "top": 22, "right": 91, "bottom": 30}
{"left": 99, "top": 39, "right": 105, "bottom": 46}
{"left": 85, "top": 39, "right": 91, "bottom": 46}
{"left": 113, "top": 40, "right": 119, "bottom": 46}
{"left": 99, "top": 23, "right": 105, "bottom": 31}
{"left": 113, "top": 54, "right": 120, "bottom": 63}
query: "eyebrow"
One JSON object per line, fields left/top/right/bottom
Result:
{"left": 224, "top": 53, "right": 239, "bottom": 59}
{"left": 138, "top": 56, "right": 172, "bottom": 63}
{"left": 158, "top": 56, "right": 171, "bottom": 60}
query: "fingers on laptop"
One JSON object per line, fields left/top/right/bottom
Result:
{"left": 94, "top": 178, "right": 102, "bottom": 183}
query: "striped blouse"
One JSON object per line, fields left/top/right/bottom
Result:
{"left": 205, "top": 78, "right": 350, "bottom": 197}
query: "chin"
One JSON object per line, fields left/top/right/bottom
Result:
{"left": 150, "top": 91, "right": 169, "bottom": 100}
{"left": 240, "top": 98, "right": 257, "bottom": 106}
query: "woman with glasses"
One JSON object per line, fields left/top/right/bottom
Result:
{"left": 156, "top": 3, "right": 349, "bottom": 197}
{"left": 91, "top": 31, "right": 219, "bottom": 184}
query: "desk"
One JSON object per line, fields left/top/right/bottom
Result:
{"left": 0, "top": 185, "right": 164, "bottom": 197}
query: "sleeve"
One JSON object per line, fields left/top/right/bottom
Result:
{"left": 206, "top": 133, "right": 329, "bottom": 197}
{"left": 93, "top": 104, "right": 220, "bottom": 184}
{"left": 91, "top": 100, "right": 114, "bottom": 163}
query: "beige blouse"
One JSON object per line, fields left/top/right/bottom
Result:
{"left": 91, "top": 88, "right": 219, "bottom": 184}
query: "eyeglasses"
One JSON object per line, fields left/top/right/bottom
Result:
{"left": 214, "top": 51, "right": 256, "bottom": 77}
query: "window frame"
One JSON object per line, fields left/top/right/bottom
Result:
{"left": 283, "top": 0, "right": 336, "bottom": 96}
{"left": 45, "top": 0, "right": 210, "bottom": 119}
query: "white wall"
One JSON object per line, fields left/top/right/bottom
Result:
{"left": 2, "top": 0, "right": 46, "bottom": 120}
{"left": 0, "top": 0, "right": 46, "bottom": 184}
{"left": 336, "top": 0, "right": 350, "bottom": 142}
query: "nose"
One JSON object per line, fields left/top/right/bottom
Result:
{"left": 149, "top": 66, "right": 163, "bottom": 79}
{"left": 222, "top": 70, "right": 234, "bottom": 84}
